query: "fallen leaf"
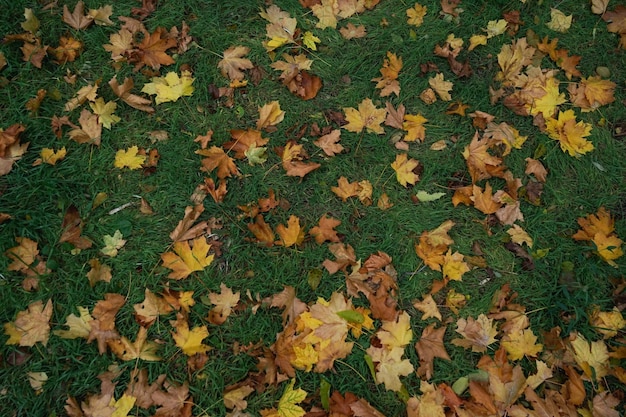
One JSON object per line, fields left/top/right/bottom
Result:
{"left": 407, "top": 3, "right": 427, "bottom": 27}
{"left": 313, "top": 129, "right": 344, "bottom": 156}
{"left": 109, "top": 77, "right": 155, "bottom": 113}
{"left": 343, "top": 98, "right": 387, "bottom": 134}
{"left": 141, "top": 70, "right": 194, "bottom": 105}
{"left": 413, "top": 295, "right": 442, "bottom": 321}
{"left": 451, "top": 314, "right": 498, "bottom": 353}
{"left": 101, "top": 230, "right": 126, "bottom": 257}
{"left": 218, "top": 46, "right": 254, "bottom": 81}
{"left": 114, "top": 146, "right": 146, "bottom": 169}
{"left": 276, "top": 215, "right": 305, "bottom": 247}
{"left": 4, "top": 299, "right": 53, "bottom": 347}
{"left": 257, "top": 101, "right": 285, "bottom": 130}
{"left": 208, "top": 283, "right": 240, "bottom": 325}
{"left": 63, "top": 1, "right": 93, "bottom": 30}
{"left": 171, "top": 314, "right": 211, "bottom": 356}
{"left": 391, "top": 153, "right": 420, "bottom": 187}
{"left": 310, "top": 215, "right": 341, "bottom": 244}
{"left": 340, "top": 23, "right": 366, "bottom": 39}
{"left": 546, "top": 8, "right": 572, "bottom": 33}
{"left": 161, "top": 236, "right": 215, "bottom": 279}
{"left": 429, "top": 73, "right": 453, "bottom": 101}
{"left": 196, "top": 146, "right": 240, "bottom": 179}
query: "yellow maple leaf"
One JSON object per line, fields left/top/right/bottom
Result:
{"left": 276, "top": 215, "right": 305, "bottom": 247}
{"left": 101, "top": 230, "right": 126, "bottom": 257}
{"left": 53, "top": 306, "right": 92, "bottom": 339}
{"left": 264, "top": 379, "right": 307, "bottom": 417}
{"left": 377, "top": 311, "right": 413, "bottom": 349}
{"left": 224, "top": 385, "right": 255, "bottom": 411}
{"left": 590, "top": 307, "right": 626, "bottom": 339}
{"left": 507, "top": 224, "right": 533, "bottom": 248}
{"left": 343, "top": 98, "right": 387, "bottom": 134}
{"left": 569, "top": 76, "right": 616, "bottom": 112}
{"left": 114, "top": 146, "right": 146, "bottom": 170}
{"left": 546, "top": 8, "right": 572, "bottom": 33}
{"left": 527, "top": 76, "right": 566, "bottom": 117}
{"left": 570, "top": 332, "right": 609, "bottom": 380}
{"left": 39, "top": 147, "right": 67, "bottom": 165}
{"left": 501, "top": 329, "right": 543, "bottom": 361}
{"left": 110, "top": 393, "right": 136, "bottom": 417}
{"left": 161, "top": 236, "right": 214, "bottom": 279}
{"left": 442, "top": 250, "right": 470, "bottom": 281}
{"left": 89, "top": 98, "right": 120, "bottom": 129}
{"left": 171, "top": 314, "right": 211, "bottom": 356}
{"left": 407, "top": 3, "right": 427, "bottom": 27}
{"left": 292, "top": 343, "right": 318, "bottom": 372}
{"left": 374, "top": 349, "right": 415, "bottom": 391}
{"left": 391, "top": 153, "right": 420, "bottom": 187}
{"left": 303, "top": 31, "right": 321, "bottom": 50}
{"left": 257, "top": 101, "right": 285, "bottom": 130}
{"left": 485, "top": 19, "right": 508, "bottom": 38}
{"left": 403, "top": 113, "right": 428, "bottom": 142}
{"left": 468, "top": 34, "right": 488, "bottom": 51}
{"left": 141, "top": 71, "right": 194, "bottom": 105}
{"left": 545, "top": 110, "right": 593, "bottom": 157}
{"left": 108, "top": 326, "right": 161, "bottom": 361}
{"left": 428, "top": 73, "right": 453, "bottom": 101}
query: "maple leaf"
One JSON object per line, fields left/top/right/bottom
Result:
{"left": 65, "top": 82, "right": 98, "bottom": 112}
{"left": 391, "top": 153, "right": 420, "bottom": 187}
{"left": 323, "top": 242, "right": 356, "bottom": 274}
{"left": 406, "top": 382, "right": 446, "bottom": 417}
{"left": 63, "top": 1, "right": 94, "bottom": 30}
{"left": 196, "top": 146, "right": 240, "bottom": 179}
{"left": 343, "top": 98, "right": 387, "bottom": 134}
{"left": 311, "top": 0, "right": 339, "bottom": 29}
{"left": 208, "top": 283, "right": 240, "bottom": 325}
{"left": 169, "top": 204, "right": 209, "bottom": 242}
{"left": 573, "top": 207, "right": 623, "bottom": 266}
{"left": 51, "top": 36, "right": 82, "bottom": 64}
{"left": 495, "top": 37, "right": 535, "bottom": 85}
{"left": 413, "top": 295, "right": 442, "bottom": 321}
{"left": 407, "top": 3, "right": 427, "bottom": 26}
{"left": 276, "top": 215, "right": 305, "bottom": 247}
{"left": 88, "top": 98, "right": 120, "bottom": 130}
{"left": 260, "top": 5, "right": 297, "bottom": 51}
{"left": 108, "top": 326, "right": 161, "bottom": 361}
{"left": 104, "top": 28, "right": 133, "bottom": 61}
{"left": 590, "top": 307, "right": 626, "bottom": 339}
{"left": 224, "top": 385, "right": 255, "bottom": 411}
{"left": 310, "top": 215, "right": 341, "bottom": 244}
{"left": 109, "top": 76, "right": 155, "bottom": 113}
{"left": 568, "top": 75, "right": 616, "bottom": 111}
{"left": 331, "top": 176, "right": 360, "bottom": 201}
{"left": 161, "top": 236, "right": 214, "bottom": 279}
{"left": 507, "top": 224, "right": 533, "bottom": 248}
{"left": 141, "top": 71, "right": 194, "bottom": 105}
{"left": 134, "top": 288, "right": 173, "bottom": 327}
{"left": 415, "top": 324, "right": 450, "bottom": 380}
{"left": 151, "top": 379, "right": 193, "bottom": 417}
{"left": 264, "top": 379, "right": 307, "bottom": 417}
{"left": 59, "top": 205, "right": 93, "bottom": 250}
{"left": 451, "top": 314, "right": 498, "bottom": 353}
{"left": 115, "top": 146, "right": 147, "bottom": 169}
{"left": 372, "top": 51, "right": 402, "bottom": 97}
{"left": 248, "top": 215, "right": 275, "bottom": 246}
{"left": 4, "top": 299, "right": 53, "bottom": 346}
{"left": 569, "top": 332, "right": 609, "bottom": 380}
{"left": 469, "top": 34, "right": 488, "bottom": 51}
{"left": 340, "top": 23, "right": 366, "bottom": 39}
{"left": 429, "top": 73, "right": 453, "bottom": 101}
{"left": 524, "top": 158, "right": 547, "bottom": 183}
{"left": 501, "top": 329, "right": 543, "bottom": 360}
{"left": 545, "top": 110, "right": 594, "bottom": 157}
{"left": 442, "top": 250, "right": 470, "bottom": 281}
{"left": 403, "top": 113, "right": 428, "bottom": 142}
{"left": 67, "top": 110, "right": 101, "bottom": 147}
{"left": 257, "top": 101, "right": 285, "bottom": 130}
{"left": 54, "top": 306, "right": 93, "bottom": 339}
{"left": 471, "top": 183, "right": 502, "bottom": 214}
{"left": 88, "top": 5, "right": 114, "bottom": 26}
{"left": 219, "top": 46, "right": 254, "bottom": 81}
{"left": 132, "top": 27, "right": 177, "bottom": 71}
{"left": 546, "top": 8, "right": 572, "bottom": 33}
{"left": 170, "top": 313, "right": 210, "bottom": 356}
{"left": 378, "top": 311, "right": 413, "bottom": 349}
{"left": 313, "top": 129, "right": 344, "bottom": 156}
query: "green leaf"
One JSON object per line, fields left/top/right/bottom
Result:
{"left": 320, "top": 377, "right": 331, "bottom": 411}
{"left": 336, "top": 310, "right": 364, "bottom": 323}
{"left": 415, "top": 190, "right": 446, "bottom": 202}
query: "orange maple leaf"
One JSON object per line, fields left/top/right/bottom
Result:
{"left": 247, "top": 214, "right": 275, "bottom": 246}
{"left": 131, "top": 27, "right": 177, "bottom": 71}
{"left": 276, "top": 215, "right": 305, "bottom": 247}
{"left": 313, "top": 129, "right": 344, "bottom": 156}
{"left": 310, "top": 215, "right": 341, "bottom": 244}
{"left": 471, "top": 183, "right": 502, "bottom": 214}
{"left": 372, "top": 51, "right": 402, "bottom": 97}
{"left": 108, "top": 76, "right": 155, "bottom": 113}
{"left": 196, "top": 146, "right": 240, "bottom": 179}
{"left": 331, "top": 176, "right": 360, "bottom": 201}
{"left": 161, "top": 236, "right": 215, "bottom": 279}
{"left": 415, "top": 324, "right": 451, "bottom": 380}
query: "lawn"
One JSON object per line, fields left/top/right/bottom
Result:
{"left": 1, "top": 0, "right": 625, "bottom": 416}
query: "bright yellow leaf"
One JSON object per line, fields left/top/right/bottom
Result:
{"left": 545, "top": 110, "right": 594, "bottom": 157}
{"left": 501, "top": 329, "right": 543, "bottom": 360}
{"left": 114, "top": 146, "right": 146, "bottom": 170}
{"left": 111, "top": 393, "right": 136, "bottom": 417}
{"left": 141, "top": 71, "right": 194, "bottom": 105}
{"left": 303, "top": 31, "right": 321, "bottom": 50}
{"left": 442, "top": 250, "right": 470, "bottom": 281}
{"left": 485, "top": 19, "right": 508, "bottom": 38}
{"left": 39, "top": 147, "right": 67, "bottom": 165}
{"left": 406, "top": 3, "right": 427, "bottom": 27}
{"left": 276, "top": 215, "right": 305, "bottom": 247}
{"left": 277, "top": 379, "right": 307, "bottom": 417}
{"left": 403, "top": 113, "right": 428, "bottom": 142}
{"left": 468, "top": 34, "right": 488, "bottom": 51}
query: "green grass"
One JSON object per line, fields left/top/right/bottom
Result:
{"left": 1, "top": 0, "right": 625, "bottom": 416}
